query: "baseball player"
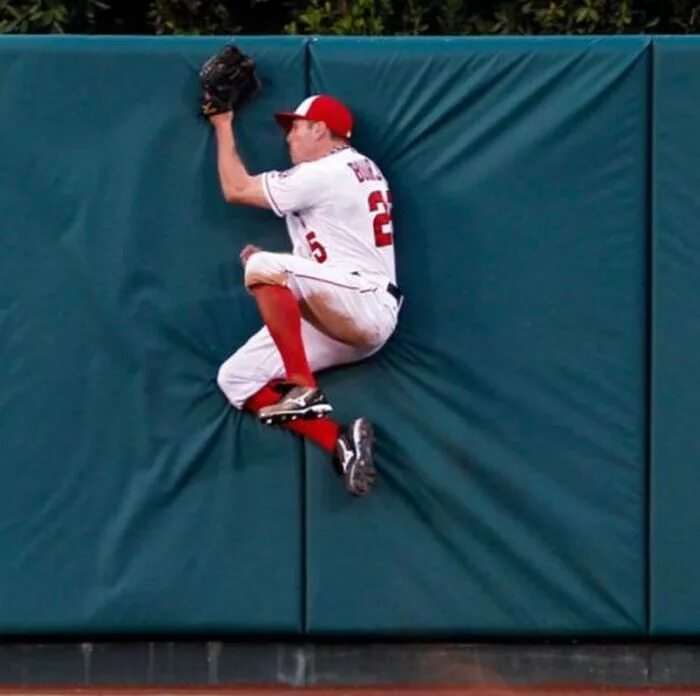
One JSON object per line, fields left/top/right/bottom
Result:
{"left": 208, "top": 94, "right": 401, "bottom": 496}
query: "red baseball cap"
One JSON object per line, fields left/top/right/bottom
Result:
{"left": 275, "top": 94, "right": 353, "bottom": 139}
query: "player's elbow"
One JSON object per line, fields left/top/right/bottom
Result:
{"left": 221, "top": 178, "right": 268, "bottom": 210}
{"left": 222, "top": 185, "right": 246, "bottom": 204}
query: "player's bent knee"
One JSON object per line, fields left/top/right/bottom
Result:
{"left": 244, "top": 252, "right": 288, "bottom": 289}
{"left": 216, "top": 362, "right": 249, "bottom": 410}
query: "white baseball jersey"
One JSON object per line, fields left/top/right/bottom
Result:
{"left": 219, "top": 145, "right": 401, "bottom": 409}
{"left": 260, "top": 146, "right": 397, "bottom": 284}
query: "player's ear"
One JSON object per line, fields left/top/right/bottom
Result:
{"left": 310, "top": 121, "right": 328, "bottom": 140}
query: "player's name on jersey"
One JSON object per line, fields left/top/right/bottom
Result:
{"left": 347, "top": 158, "right": 384, "bottom": 183}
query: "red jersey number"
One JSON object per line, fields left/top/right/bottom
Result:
{"left": 305, "top": 231, "right": 328, "bottom": 263}
{"left": 368, "top": 190, "right": 394, "bottom": 248}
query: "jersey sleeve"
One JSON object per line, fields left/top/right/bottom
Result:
{"left": 261, "top": 163, "right": 327, "bottom": 218}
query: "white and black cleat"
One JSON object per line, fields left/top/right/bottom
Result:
{"left": 334, "top": 417, "right": 376, "bottom": 497}
{"left": 258, "top": 384, "right": 332, "bottom": 426}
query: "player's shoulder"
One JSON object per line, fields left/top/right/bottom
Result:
{"left": 339, "top": 147, "right": 386, "bottom": 185}
{"left": 273, "top": 159, "right": 325, "bottom": 183}
{"left": 276, "top": 151, "right": 347, "bottom": 185}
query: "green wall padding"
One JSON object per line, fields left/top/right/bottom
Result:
{"left": 650, "top": 37, "right": 700, "bottom": 636}
{"left": 304, "top": 37, "right": 649, "bottom": 636}
{"left": 0, "top": 36, "right": 307, "bottom": 634}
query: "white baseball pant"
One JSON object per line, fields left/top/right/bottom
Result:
{"left": 217, "top": 252, "right": 400, "bottom": 409}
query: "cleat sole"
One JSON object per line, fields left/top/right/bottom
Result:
{"left": 345, "top": 418, "right": 376, "bottom": 497}
{"left": 258, "top": 406, "right": 332, "bottom": 426}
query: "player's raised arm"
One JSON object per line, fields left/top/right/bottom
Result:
{"left": 209, "top": 112, "right": 270, "bottom": 210}
{"left": 198, "top": 42, "right": 269, "bottom": 210}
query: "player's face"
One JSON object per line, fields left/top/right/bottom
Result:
{"left": 287, "top": 119, "right": 319, "bottom": 164}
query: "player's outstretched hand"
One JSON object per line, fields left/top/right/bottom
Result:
{"left": 208, "top": 109, "right": 233, "bottom": 128}
{"left": 240, "top": 244, "right": 262, "bottom": 266}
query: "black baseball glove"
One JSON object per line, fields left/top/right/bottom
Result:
{"left": 199, "top": 44, "right": 261, "bottom": 117}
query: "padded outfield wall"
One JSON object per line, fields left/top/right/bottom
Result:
{"left": 0, "top": 34, "right": 693, "bottom": 637}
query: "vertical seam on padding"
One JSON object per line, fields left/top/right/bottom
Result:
{"left": 645, "top": 37, "right": 655, "bottom": 638}
{"left": 301, "top": 36, "right": 312, "bottom": 638}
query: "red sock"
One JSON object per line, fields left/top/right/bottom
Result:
{"left": 285, "top": 418, "right": 340, "bottom": 454}
{"left": 244, "top": 383, "right": 281, "bottom": 412}
{"left": 244, "top": 383, "right": 340, "bottom": 454}
{"left": 251, "top": 285, "right": 315, "bottom": 386}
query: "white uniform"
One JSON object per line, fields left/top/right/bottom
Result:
{"left": 217, "top": 146, "right": 401, "bottom": 409}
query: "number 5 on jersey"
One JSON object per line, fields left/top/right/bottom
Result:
{"left": 305, "top": 189, "right": 393, "bottom": 262}
{"left": 305, "top": 231, "right": 328, "bottom": 263}
{"left": 369, "top": 190, "right": 393, "bottom": 248}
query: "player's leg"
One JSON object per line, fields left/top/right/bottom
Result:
{"left": 221, "top": 316, "right": 374, "bottom": 410}
{"left": 217, "top": 322, "right": 377, "bottom": 495}
{"left": 246, "top": 382, "right": 375, "bottom": 497}
{"left": 232, "top": 252, "right": 399, "bottom": 495}
{"left": 243, "top": 252, "right": 330, "bottom": 422}
{"left": 278, "top": 264, "right": 398, "bottom": 497}
{"left": 245, "top": 383, "right": 341, "bottom": 454}
{"left": 246, "top": 251, "right": 400, "bottom": 350}
{"left": 242, "top": 251, "right": 394, "bottom": 425}
{"left": 217, "top": 326, "right": 338, "bottom": 445}
{"left": 242, "top": 374, "right": 373, "bottom": 494}
{"left": 254, "top": 310, "right": 381, "bottom": 496}
{"left": 249, "top": 284, "right": 315, "bottom": 388}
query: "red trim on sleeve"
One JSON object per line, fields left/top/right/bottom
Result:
{"left": 262, "top": 172, "right": 284, "bottom": 217}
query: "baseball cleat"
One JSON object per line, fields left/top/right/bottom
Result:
{"left": 258, "top": 384, "right": 332, "bottom": 426}
{"left": 334, "top": 417, "right": 376, "bottom": 497}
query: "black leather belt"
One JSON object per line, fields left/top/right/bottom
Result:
{"left": 352, "top": 272, "right": 402, "bottom": 304}
{"left": 386, "top": 282, "right": 403, "bottom": 304}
